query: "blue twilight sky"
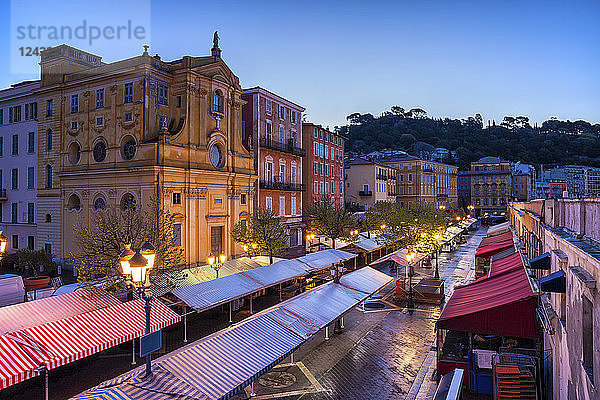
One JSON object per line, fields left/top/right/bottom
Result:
{"left": 1, "top": 0, "right": 599, "bottom": 128}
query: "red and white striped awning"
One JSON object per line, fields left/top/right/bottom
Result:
{"left": 0, "top": 298, "right": 180, "bottom": 389}
{"left": 0, "top": 290, "right": 121, "bottom": 335}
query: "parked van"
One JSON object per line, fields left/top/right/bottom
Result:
{"left": 0, "top": 274, "right": 25, "bottom": 307}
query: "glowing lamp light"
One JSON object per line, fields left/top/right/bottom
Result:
{"left": 420, "top": 232, "right": 427, "bottom": 238}
{"left": 434, "top": 234, "right": 442, "bottom": 240}
{"left": 380, "top": 224, "right": 387, "bottom": 230}
{"left": 207, "top": 253, "right": 216, "bottom": 266}
{"left": 128, "top": 251, "right": 149, "bottom": 285}
{"left": 219, "top": 254, "right": 227, "bottom": 264}
{"left": 456, "top": 216, "right": 461, "bottom": 221}
{"left": 0, "top": 231, "right": 7, "bottom": 254}
{"left": 140, "top": 240, "right": 156, "bottom": 270}
{"left": 251, "top": 243, "right": 258, "bottom": 250}
{"left": 406, "top": 252, "right": 416, "bottom": 263}
{"left": 119, "top": 244, "right": 135, "bottom": 276}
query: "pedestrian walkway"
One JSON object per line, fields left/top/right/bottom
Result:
{"left": 232, "top": 227, "right": 487, "bottom": 400}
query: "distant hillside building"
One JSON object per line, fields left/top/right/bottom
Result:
{"left": 539, "top": 165, "right": 600, "bottom": 198}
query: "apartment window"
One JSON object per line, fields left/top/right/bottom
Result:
{"left": 96, "top": 89, "right": 104, "bottom": 108}
{"left": 279, "top": 196, "right": 285, "bottom": 216}
{"left": 340, "top": 181, "right": 343, "bottom": 194}
{"left": 0, "top": 109, "right": 3, "bottom": 124}
{"left": 325, "top": 145, "right": 329, "bottom": 159}
{"left": 0, "top": 137, "right": 3, "bottom": 157}
{"left": 291, "top": 110, "right": 297, "bottom": 123}
{"left": 172, "top": 192, "right": 181, "bottom": 205}
{"left": 313, "top": 142, "right": 318, "bottom": 156}
{"left": 124, "top": 112, "right": 133, "bottom": 122}
{"left": 583, "top": 296, "right": 594, "bottom": 381}
{"left": 27, "top": 203, "right": 34, "bottom": 224}
{"left": 9, "top": 106, "right": 22, "bottom": 123}
{"left": 71, "top": 94, "right": 79, "bottom": 113}
{"left": 320, "top": 182, "right": 324, "bottom": 194}
{"left": 96, "top": 116, "right": 103, "bottom": 126}
{"left": 11, "top": 168, "right": 18, "bottom": 189}
{"left": 11, "top": 203, "right": 17, "bottom": 223}
{"left": 325, "top": 182, "right": 329, "bottom": 194}
{"left": 27, "top": 236, "right": 34, "bottom": 250}
{"left": 266, "top": 121, "right": 272, "bottom": 139}
{"left": 279, "top": 126, "right": 285, "bottom": 143}
{"left": 24, "top": 102, "right": 37, "bottom": 120}
{"left": 46, "top": 99, "right": 53, "bottom": 117}
{"left": 210, "top": 226, "right": 223, "bottom": 255}
{"left": 158, "top": 84, "right": 168, "bottom": 105}
{"left": 319, "top": 143, "right": 323, "bottom": 157}
{"left": 240, "top": 193, "right": 247, "bottom": 205}
{"left": 363, "top": 184, "right": 369, "bottom": 192}
{"left": 266, "top": 99, "right": 272, "bottom": 114}
{"left": 266, "top": 196, "right": 272, "bottom": 210}
{"left": 291, "top": 197, "right": 296, "bottom": 215}
{"left": 331, "top": 181, "right": 335, "bottom": 194}
{"left": 173, "top": 223, "right": 181, "bottom": 246}
{"left": 291, "top": 165, "right": 297, "bottom": 184}
{"left": 265, "top": 161, "right": 273, "bottom": 183}
{"left": 279, "top": 105, "right": 286, "bottom": 120}
{"left": 27, "top": 167, "right": 34, "bottom": 189}
{"left": 124, "top": 83, "right": 133, "bottom": 103}
{"left": 26, "top": 131, "right": 35, "bottom": 153}
{"left": 44, "top": 243, "right": 52, "bottom": 255}
{"left": 11, "top": 134, "right": 18, "bottom": 155}
{"left": 408, "top": 174, "right": 413, "bottom": 182}
{"left": 11, "top": 234, "right": 18, "bottom": 249}
{"left": 313, "top": 128, "right": 318, "bottom": 138}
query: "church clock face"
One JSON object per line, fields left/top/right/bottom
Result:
{"left": 210, "top": 144, "right": 224, "bottom": 168}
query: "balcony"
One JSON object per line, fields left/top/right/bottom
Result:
{"left": 260, "top": 178, "right": 305, "bottom": 192}
{"left": 376, "top": 173, "right": 388, "bottom": 180}
{"left": 0, "top": 189, "right": 6, "bottom": 201}
{"left": 260, "top": 137, "right": 306, "bottom": 157}
{"left": 359, "top": 190, "right": 372, "bottom": 196}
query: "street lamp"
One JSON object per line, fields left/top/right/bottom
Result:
{"left": 119, "top": 241, "right": 156, "bottom": 378}
{"left": 380, "top": 224, "right": 386, "bottom": 230}
{"left": 331, "top": 262, "right": 345, "bottom": 334}
{"left": 208, "top": 252, "right": 227, "bottom": 278}
{"left": 0, "top": 231, "right": 8, "bottom": 254}
{"left": 406, "top": 252, "right": 415, "bottom": 309}
{"left": 433, "top": 234, "right": 442, "bottom": 279}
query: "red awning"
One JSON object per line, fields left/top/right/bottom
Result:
{"left": 438, "top": 266, "right": 537, "bottom": 338}
{"left": 488, "top": 252, "right": 524, "bottom": 278}
{"left": 478, "top": 231, "right": 513, "bottom": 248}
{"left": 0, "top": 298, "right": 180, "bottom": 389}
{"left": 475, "top": 240, "right": 514, "bottom": 258}
{"left": 0, "top": 290, "right": 121, "bottom": 335}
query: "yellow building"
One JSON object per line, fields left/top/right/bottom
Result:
{"left": 344, "top": 157, "right": 396, "bottom": 210}
{"left": 36, "top": 43, "right": 256, "bottom": 267}
{"left": 470, "top": 156, "right": 512, "bottom": 216}
{"left": 379, "top": 154, "right": 458, "bottom": 209}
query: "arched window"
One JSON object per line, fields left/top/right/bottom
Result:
{"left": 45, "top": 214, "right": 52, "bottom": 223}
{"left": 46, "top": 165, "right": 52, "bottom": 188}
{"left": 67, "top": 194, "right": 81, "bottom": 211}
{"left": 120, "top": 193, "right": 136, "bottom": 211}
{"left": 47, "top": 129, "right": 53, "bottom": 151}
{"left": 212, "top": 90, "right": 223, "bottom": 114}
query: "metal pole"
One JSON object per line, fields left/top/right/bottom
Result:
{"left": 290, "top": 352, "right": 294, "bottom": 363}
{"left": 229, "top": 301, "right": 232, "bottom": 323}
{"left": 279, "top": 283, "right": 282, "bottom": 301}
{"left": 434, "top": 250, "right": 439, "bottom": 279}
{"left": 407, "top": 264, "right": 414, "bottom": 310}
{"left": 250, "top": 295, "right": 253, "bottom": 314}
{"left": 44, "top": 367, "right": 48, "bottom": 400}
{"left": 144, "top": 293, "right": 152, "bottom": 377}
{"left": 325, "top": 326, "right": 329, "bottom": 340}
{"left": 340, "top": 316, "right": 344, "bottom": 329}
{"left": 131, "top": 338, "right": 136, "bottom": 365}
{"left": 250, "top": 382, "right": 256, "bottom": 397}
{"left": 183, "top": 306, "right": 188, "bottom": 343}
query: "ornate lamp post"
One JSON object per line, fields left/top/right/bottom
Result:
{"left": 119, "top": 240, "right": 156, "bottom": 378}
{"left": 433, "top": 234, "right": 442, "bottom": 279}
{"left": 406, "top": 252, "right": 415, "bottom": 309}
{"left": 208, "top": 252, "right": 227, "bottom": 278}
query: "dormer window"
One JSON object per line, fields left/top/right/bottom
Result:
{"left": 213, "top": 90, "right": 224, "bottom": 115}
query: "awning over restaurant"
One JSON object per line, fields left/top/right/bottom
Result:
{"left": 369, "top": 248, "right": 427, "bottom": 267}
{"left": 478, "top": 231, "right": 513, "bottom": 247}
{"left": 529, "top": 252, "right": 551, "bottom": 270}
{"left": 475, "top": 231, "right": 515, "bottom": 258}
{"left": 0, "top": 299, "right": 180, "bottom": 390}
{"left": 487, "top": 252, "right": 524, "bottom": 278}
{"left": 172, "top": 249, "right": 357, "bottom": 313}
{"left": 0, "top": 290, "right": 121, "bottom": 335}
{"left": 540, "top": 270, "right": 566, "bottom": 293}
{"left": 438, "top": 264, "right": 537, "bottom": 338}
{"left": 73, "top": 267, "right": 393, "bottom": 400}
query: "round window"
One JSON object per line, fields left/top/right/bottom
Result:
{"left": 122, "top": 139, "right": 136, "bottom": 160}
{"left": 93, "top": 141, "right": 107, "bottom": 162}
{"left": 210, "top": 144, "right": 223, "bottom": 168}
{"left": 68, "top": 142, "right": 81, "bottom": 165}
{"left": 93, "top": 197, "right": 106, "bottom": 210}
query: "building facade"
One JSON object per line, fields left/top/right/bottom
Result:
{"left": 470, "top": 156, "right": 512, "bottom": 216}
{"left": 379, "top": 154, "right": 458, "bottom": 209}
{"left": 457, "top": 171, "right": 472, "bottom": 211}
{"left": 241, "top": 87, "right": 305, "bottom": 255}
{"left": 512, "top": 173, "right": 532, "bottom": 202}
{"left": 36, "top": 43, "right": 256, "bottom": 266}
{"left": 0, "top": 81, "right": 39, "bottom": 253}
{"left": 541, "top": 165, "right": 600, "bottom": 198}
{"left": 344, "top": 157, "right": 396, "bottom": 210}
{"left": 509, "top": 198, "right": 600, "bottom": 400}
{"left": 301, "top": 123, "right": 345, "bottom": 210}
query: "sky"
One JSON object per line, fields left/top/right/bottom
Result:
{"left": 1, "top": 0, "right": 599, "bottom": 128}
